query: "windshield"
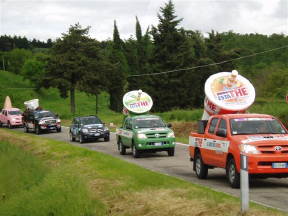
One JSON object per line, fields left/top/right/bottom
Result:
{"left": 35, "top": 111, "right": 56, "bottom": 118}
{"left": 230, "top": 118, "right": 287, "bottom": 135}
{"left": 9, "top": 111, "right": 21, "bottom": 115}
{"left": 133, "top": 118, "right": 166, "bottom": 128}
{"left": 81, "top": 117, "right": 102, "bottom": 125}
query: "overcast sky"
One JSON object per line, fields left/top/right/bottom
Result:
{"left": 0, "top": 0, "right": 287, "bottom": 41}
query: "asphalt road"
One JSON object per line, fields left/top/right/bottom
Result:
{"left": 16, "top": 127, "right": 288, "bottom": 213}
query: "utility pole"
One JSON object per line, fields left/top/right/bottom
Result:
{"left": 2, "top": 56, "right": 5, "bottom": 71}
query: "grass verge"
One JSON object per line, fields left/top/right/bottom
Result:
{"left": 0, "top": 129, "right": 286, "bottom": 216}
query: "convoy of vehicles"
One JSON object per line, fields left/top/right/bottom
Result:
{"left": 189, "top": 114, "right": 288, "bottom": 188}
{"left": 69, "top": 115, "right": 110, "bottom": 143}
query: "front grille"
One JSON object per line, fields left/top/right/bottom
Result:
{"left": 45, "top": 120, "right": 56, "bottom": 124}
{"left": 257, "top": 145, "right": 288, "bottom": 154}
{"left": 258, "top": 161, "right": 288, "bottom": 166}
{"left": 89, "top": 129, "right": 103, "bottom": 133}
{"left": 146, "top": 133, "right": 167, "bottom": 138}
{"left": 147, "top": 141, "right": 169, "bottom": 145}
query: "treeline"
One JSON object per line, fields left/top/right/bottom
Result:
{"left": 0, "top": 0, "right": 287, "bottom": 113}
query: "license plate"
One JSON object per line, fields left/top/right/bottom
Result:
{"left": 272, "top": 162, "right": 288, "bottom": 168}
{"left": 154, "top": 142, "right": 162, "bottom": 146}
{"left": 94, "top": 133, "right": 100, "bottom": 136}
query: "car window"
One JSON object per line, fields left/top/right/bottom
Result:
{"left": 124, "top": 118, "right": 132, "bottom": 129}
{"left": 208, "top": 118, "right": 219, "bottom": 134}
{"left": 218, "top": 119, "right": 227, "bottom": 131}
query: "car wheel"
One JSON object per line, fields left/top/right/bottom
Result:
{"left": 226, "top": 157, "right": 240, "bottom": 188}
{"left": 194, "top": 152, "right": 208, "bottom": 179}
{"left": 104, "top": 135, "right": 110, "bottom": 142}
{"left": 132, "top": 145, "right": 140, "bottom": 158}
{"left": 57, "top": 127, "right": 61, "bottom": 133}
{"left": 167, "top": 148, "right": 175, "bottom": 156}
{"left": 25, "top": 124, "right": 29, "bottom": 133}
{"left": 69, "top": 132, "right": 75, "bottom": 142}
{"left": 79, "top": 135, "right": 85, "bottom": 144}
{"left": 118, "top": 140, "right": 126, "bottom": 155}
{"left": 35, "top": 126, "right": 41, "bottom": 135}
{"left": 8, "top": 121, "right": 12, "bottom": 129}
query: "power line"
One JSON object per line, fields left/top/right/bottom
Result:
{"left": 128, "top": 45, "right": 288, "bottom": 77}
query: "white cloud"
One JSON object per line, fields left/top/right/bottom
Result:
{"left": 0, "top": 0, "right": 287, "bottom": 41}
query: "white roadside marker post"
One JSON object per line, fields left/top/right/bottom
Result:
{"left": 240, "top": 153, "right": 249, "bottom": 213}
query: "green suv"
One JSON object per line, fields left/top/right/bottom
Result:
{"left": 116, "top": 114, "right": 176, "bottom": 158}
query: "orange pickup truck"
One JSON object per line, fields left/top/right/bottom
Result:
{"left": 189, "top": 113, "right": 288, "bottom": 188}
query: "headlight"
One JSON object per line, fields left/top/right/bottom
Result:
{"left": 137, "top": 133, "right": 147, "bottom": 139}
{"left": 239, "top": 144, "right": 260, "bottom": 154}
{"left": 82, "top": 128, "right": 89, "bottom": 133}
{"left": 56, "top": 119, "right": 61, "bottom": 123}
{"left": 104, "top": 127, "right": 109, "bottom": 131}
{"left": 167, "top": 132, "right": 175, "bottom": 138}
{"left": 39, "top": 120, "right": 45, "bottom": 124}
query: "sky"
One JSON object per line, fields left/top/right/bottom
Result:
{"left": 0, "top": 0, "right": 287, "bottom": 41}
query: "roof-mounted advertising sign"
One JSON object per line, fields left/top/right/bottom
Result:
{"left": 123, "top": 90, "right": 153, "bottom": 114}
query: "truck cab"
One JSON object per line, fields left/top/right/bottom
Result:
{"left": 0, "top": 108, "right": 23, "bottom": 128}
{"left": 116, "top": 114, "right": 176, "bottom": 158}
{"left": 189, "top": 113, "right": 288, "bottom": 188}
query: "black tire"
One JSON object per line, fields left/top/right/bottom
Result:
{"left": 8, "top": 121, "right": 12, "bottom": 129}
{"left": 226, "top": 158, "right": 240, "bottom": 188}
{"left": 25, "top": 124, "right": 29, "bottom": 133}
{"left": 57, "top": 127, "right": 61, "bottom": 133}
{"left": 194, "top": 152, "right": 208, "bottom": 179}
{"left": 79, "top": 135, "right": 85, "bottom": 144}
{"left": 167, "top": 148, "right": 175, "bottom": 156}
{"left": 118, "top": 140, "right": 126, "bottom": 155}
{"left": 69, "top": 132, "right": 75, "bottom": 142}
{"left": 132, "top": 145, "right": 140, "bottom": 158}
{"left": 35, "top": 126, "right": 41, "bottom": 135}
{"left": 104, "top": 135, "right": 110, "bottom": 142}
{"left": 0, "top": 122, "right": 2, "bottom": 127}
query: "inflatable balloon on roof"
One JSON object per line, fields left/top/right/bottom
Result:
{"left": 202, "top": 70, "right": 255, "bottom": 120}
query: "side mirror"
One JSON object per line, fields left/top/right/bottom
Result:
{"left": 216, "top": 129, "right": 227, "bottom": 138}
{"left": 167, "top": 123, "right": 172, "bottom": 128}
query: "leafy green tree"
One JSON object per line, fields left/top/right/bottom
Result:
{"left": 107, "top": 21, "right": 128, "bottom": 112}
{"left": 21, "top": 53, "right": 48, "bottom": 90}
{"left": 6, "top": 48, "right": 32, "bottom": 74}
{"left": 45, "top": 23, "right": 93, "bottom": 114}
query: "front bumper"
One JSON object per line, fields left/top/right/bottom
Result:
{"left": 40, "top": 124, "right": 61, "bottom": 130}
{"left": 82, "top": 131, "right": 110, "bottom": 140}
{"left": 247, "top": 153, "right": 288, "bottom": 175}
{"left": 135, "top": 138, "right": 176, "bottom": 150}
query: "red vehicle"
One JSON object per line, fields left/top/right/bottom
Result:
{"left": 0, "top": 108, "right": 23, "bottom": 128}
{"left": 189, "top": 113, "right": 288, "bottom": 188}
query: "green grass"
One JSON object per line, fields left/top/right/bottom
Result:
{"left": 0, "top": 141, "right": 101, "bottom": 216}
{"left": 0, "top": 129, "right": 285, "bottom": 215}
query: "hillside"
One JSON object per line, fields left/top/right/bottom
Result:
{"left": 0, "top": 70, "right": 122, "bottom": 125}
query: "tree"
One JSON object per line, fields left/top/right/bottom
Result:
{"left": 6, "top": 48, "right": 32, "bottom": 74}
{"left": 107, "top": 21, "right": 128, "bottom": 112}
{"left": 21, "top": 53, "right": 48, "bottom": 90}
{"left": 45, "top": 23, "right": 92, "bottom": 114}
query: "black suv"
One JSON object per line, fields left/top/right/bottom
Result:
{"left": 23, "top": 109, "right": 61, "bottom": 134}
{"left": 69, "top": 116, "right": 110, "bottom": 143}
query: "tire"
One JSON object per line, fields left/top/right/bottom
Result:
{"left": 57, "top": 127, "right": 61, "bottom": 133}
{"left": 8, "top": 121, "right": 12, "bottom": 129}
{"left": 167, "top": 148, "right": 175, "bottom": 156}
{"left": 79, "top": 135, "right": 85, "bottom": 144}
{"left": 194, "top": 152, "right": 208, "bottom": 179}
{"left": 104, "top": 135, "right": 110, "bottom": 142}
{"left": 35, "top": 126, "right": 41, "bottom": 135}
{"left": 226, "top": 158, "right": 240, "bottom": 188}
{"left": 25, "top": 124, "right": 29, "bottom": 133}
{"left": 132, "top": 145, "right": 140, "bottom": 158}
{"left": 118, "top": 140, "right": 126, "bottom": 155}
{"left": 69, "top": 132, "right": 75, "bottom": 142}
{"left": 0, "top": 122, "right": 2, "bottom": 127}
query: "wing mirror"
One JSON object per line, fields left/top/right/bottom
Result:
{"left": 216, "top": 129, "right": 227, "bottom": 138}
{"left": 167, "top": 123, "right": 172, "bottom": 128}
